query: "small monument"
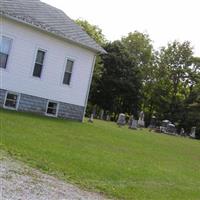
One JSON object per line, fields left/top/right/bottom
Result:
{"left": 138, "top": 111, "right": 145, "bottom": 127}
{"left": 106, "top": 114, "right": 110, "bottom": 121}
{"left": 190, "top": 127, "right": 196, "bottom": 138}
{"left": 88, "top": 114, "right": 94, "bottom": 123}
{"left": 128, "top": 115, "right": 134, "bottom": 128}
{"left": 117, "top": 113, "right": 126, "bottom": 127}
{"left": 130, "top": 119, "right": 138, "bottom": 129}
{"left": 166, "top": 123, "right": 176, "bottom": 135}
{"left": 180, "top": 128, "right": 185, "bottom": 136}
{"left": 100, "top": 109, "right": 104, "bottom": 120}
{"left": 128, "top": 115, "right": 137, "bottom": 129}
{"left": 149, "top": 116, "right": 156, "bottom": 129}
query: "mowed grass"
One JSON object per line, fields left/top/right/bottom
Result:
{"left": 0, "top": 109, "right": 200, "bottom": 200}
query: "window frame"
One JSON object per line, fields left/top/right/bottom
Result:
{"left": 0, "top": 35, "right": 13, "bottom": 69}
{"left": 62, "top": 58, "right": 75, "bottom": 86}
{"left": 45, "top": 100, "right": 59, "bottom": 117}
{"left": 32, "top": 48, "right": 47, "bottom": 79}
{"left": 3, "top": 91, "right": 20, "bottom": 110}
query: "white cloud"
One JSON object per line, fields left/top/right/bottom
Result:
{"left": 42, "top": 0, "right": 200, "bottom": 56}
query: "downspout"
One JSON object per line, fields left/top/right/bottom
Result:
{"left": 82, "top": 55, "right": 96, "bottom": 122}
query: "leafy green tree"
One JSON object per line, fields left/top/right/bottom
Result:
{"left": 142, "top": 52, "right": 170, "bottom": 122}
{"left": 75, "top": 19, "right": 200, "bottom": 136}
{"left": 76, "top": 19, "right": 106, "bottom": 45}
{"left": 143, "top": 40, "right": 200, "bottom": 136}
{"left": 94, "top": 41, "right": 142, "bottom": 118}
{"left": 155, "top": 41, "right": 193, "bottom": 121}
{"left": 75, "top": 19, "right": 107, "bottom": 112}
{"left": 122, "top": 32, "right": 155, "bottom": 122}
{"left": 183, "top": 58, "right": 200, "bottom": 137}
{"left": 121, "top": 31, "right": 153, "bottom": 68}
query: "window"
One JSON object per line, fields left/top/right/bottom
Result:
{"left": 33, "top": 49, "right": 46, "bottom": 77}
{"left": 46, "top": 101, "right": 58, "bottom": 116}
{"left": 4, "top": 92, "right": 19, "bottom": 109}
{"left": 0, "top": 36, "right": 12, "bottom": 68}
{"left": 63, "top": 59, "right": 74, "bottom": 85}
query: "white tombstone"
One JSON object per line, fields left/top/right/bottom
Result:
{"left": 130, "top": 119, "right": 138, "bottom": 129}
{"left": 139, "top": 111, "right": 145, "bottom": 120}
{"left": 117, "top": 113, "right": 126, "bottom": 127}
{"left": 138, "top": 111, "right": 145, "bottom": 127}
{"left": 190, "top": 127, "right": 196, "bottom": 138}
{"left": 106, "top": 115, "right": 110, "bottom": 121}
{"left": 138, "top": 119, "right": 145, "bottom": 127}
{"left": 88, "top": 114, "right": 94, "bottom": 123}
{"left": 180, "top": 128, "right": 185, "bottom": 136}
{"left": 100, "top": 109, "right": 104, "bottom": 120}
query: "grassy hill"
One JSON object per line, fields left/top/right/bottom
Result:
{"left": 0, "top": 109, "right": 200, "bottom": 200}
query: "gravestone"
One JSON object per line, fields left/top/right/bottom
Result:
{"left": 190, "top": 127, "right": 196, "bottom": 138}
{"left": 149, "top": 116, "right": 156, "bottom": 128}
{"left": 117, "top": 113, "right": 126, "bottom": 127}
{"left": 106, "top": 115, "right": 110, "bottom": 121}
{"left": 128, "top": 115, "right": 134, "bottom": 128}
{"left": 180, "top": 128, "right": 185, "bottom": 136}
{"left": 130, "top": 119, "right": 138, "bottom": 129}
{"left": 88, "top": 114, "right": 94, "bottom": 123}
{"left": 166, "top": 123, "right": 176, "bottom": 135}
{"left": 138, "top": 111, "right": 145, "bottom": 127}
{"left": 100, "top": 110, "right": 104, "bottom": 120}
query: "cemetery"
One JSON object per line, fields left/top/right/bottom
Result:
{"left": 1, "top": 108, "right": 200, "bottom": 200}
{"left": 1, "top": 0, "right": 199, "bottom": 199}
{"left": 88, "top": 110, "right": 199, "bottom": 140}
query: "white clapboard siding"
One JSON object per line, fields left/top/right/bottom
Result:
{"left": 0, "top": 18, "right": 95, "bottom": 107}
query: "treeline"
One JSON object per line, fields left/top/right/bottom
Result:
{"left": 76, "top": 20, "right": 200, "bottom": 137}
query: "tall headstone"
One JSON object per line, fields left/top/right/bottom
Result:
{"left": 106, "top": 114, "right": 110, "bottom": 121}
{"left": 190, "top": 127, "right": 196, "bottom": 138}
{"left": 88, "top": 114, "right": 94, "bottom": 123}
{"left": 100, "top": 109, "right": 104, "bottom": 120}
{"left": 130, "top": 119, "right": 138, "bottom": 129}
{"left": 180, "top": 128, "right": 185, "bottom": 136}
{"left": 117, "top": 113, "right": 126, "bottom": 127}
{"left": 128, "top": 115, "right": 134, "bottom": 128}
{"left": 138, "top": 111, "right": 145, "bottom": 127}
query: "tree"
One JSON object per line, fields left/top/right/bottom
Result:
{"left": 93, "top": 40, "right": 142, "bottom": 118}
{"left": 142, "top": 40, "right": 200, "bottom": 136}
{"left": 183, "top": 58, "right": 200, "bottom": 137}
{"left": 122, "top": 32, "right": 155, "bottom": 122}
{"left": 75, "top": 19, "right": 107, "bottom": 113}
{"left": 121, "top": 31, "right": 153, "bottom": 68}
{"left": 75, "top": 19, "right": 200, "bottom": 136}
{"left": 155, "top": 41, "right": 193, "bottom": 121}
{"left": 76, "top": 19, "right": 106, "bottom": 45}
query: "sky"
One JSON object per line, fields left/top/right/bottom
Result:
{"left": 42, "top": 0, "right": 200, "bottom": 56}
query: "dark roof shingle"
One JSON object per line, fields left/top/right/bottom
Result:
{"left": 0, "top": 0, "right": 105, "bottom": 53}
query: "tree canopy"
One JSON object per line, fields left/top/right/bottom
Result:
{"left": 76, "top": 19, "right": 200, "bottom": 137}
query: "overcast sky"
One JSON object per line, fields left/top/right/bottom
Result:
{"left": 42, "top": 0, "right": 200, "bottom": 56}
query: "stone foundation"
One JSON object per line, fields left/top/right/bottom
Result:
{"left": 0, "top": 89, "right": 84, "bottom": 121}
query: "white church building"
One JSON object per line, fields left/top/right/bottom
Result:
{"left": 0, "top": 0, "right": 105, "bottom": 121}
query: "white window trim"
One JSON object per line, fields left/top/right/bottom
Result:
{"left": 45, "top": 100, "right": 59, "bottom": 117}
{"left": 0, "top": 35, "right": 14, "bottom": 71}
{"left": 3, "top": 91, "right": 21, "bottom": 111}
{"left": 61, "top": 57, "right": 76, "bottom": 87}
{"left": 31, "top": 47, "right": 47, "bottom": 80}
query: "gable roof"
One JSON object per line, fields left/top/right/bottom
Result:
{"left": 0, "top": 0, "right": 106, "bottom": 54}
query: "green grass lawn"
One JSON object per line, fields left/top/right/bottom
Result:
{"left": 0, "top": 109, "right": 200, "bottom": 200}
